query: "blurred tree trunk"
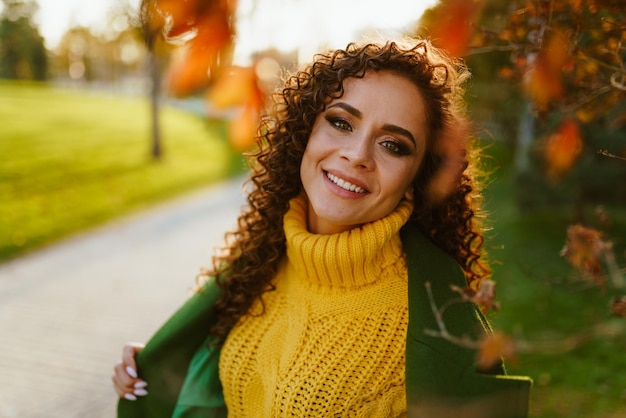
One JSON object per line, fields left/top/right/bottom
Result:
{"left": 148, "top": 49, "right": 162, "bottom": 159}
{"left": 515, "top": 101, "right": 535, "bottom": 172}
{"left": 139, "top": 0, "right": 167, "bottom": 161}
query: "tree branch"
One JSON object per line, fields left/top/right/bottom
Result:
{"left": 423, "top": 282, "right": 626, "bottom": 360}
{"left": 597, "top": 149, "right": 626, "bottom": 162}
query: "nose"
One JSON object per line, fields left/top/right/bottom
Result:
{"left": 339, "top": 135, "right": 375, "bottom": 170}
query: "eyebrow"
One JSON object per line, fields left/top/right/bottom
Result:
{"left": 327, "top": 102, "right": 417, "bottom": 146}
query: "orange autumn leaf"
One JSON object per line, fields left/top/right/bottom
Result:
{"left": 570, "top": 0, "right": 583, "bottom": 12}
{"left": 191, "top": 7, "right": 234, "bottom": 59}
{"left": 560, "top": 224, "right": 609, "bottom": 287}
{"left": 155, "top": 0, "right": 235, "bottom": 38}
{"left": 544, "top": 30, "right": 571, "bottom": 70}
{"left": 207, "top": 66, "right": 258, "bottom": 108}
{"left": 451, "top": 279, "right": 500, "bottom": 313}
{"left": 544, "top": 118, "right": 582, "bottom": 181}
{"left": 524, "top": 60, "right": 561, "bottom": 109}
{"left": 155, "top": 0, "right": 200, "bottom": 19}
{"left": 207, "top": 65, "right": 266, "bottom": 150}
{"left": 575, "top": 106, "right": 595, "bottom": 123}
{"left": 166, "top": 9, "right": 234, "bottom": 96}
{"left": 144, "top": 0, "right": 205, "bottom": 39}
{"left": 228, "top": 104, "right": 259, "bottom": 150}
{"left": 477, "top": 332, "right": 517, "bottom": 371}
{"left": 144, "top": 0, "right": 236, "bottom": 96}
{"left": 154, "top": 0, "right": 202, "bottom": 37}
{"left": 610, "top": 296, "right": 626, "bottom": 318}
{"left": 471, "top": 279, "right": 500, "bottom": 312}
{"left": 498, "top": 66, "right": 515, "bottom": 79}
{"left": 167, "top": 44, "right": 211, "bottom": 96}
{"left": 523, "top": 30, "right": 570, "bottom": 109}
{"left": 427, "top": 0, "right": 482, "bottom": 57}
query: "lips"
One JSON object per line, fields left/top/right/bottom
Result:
{"left": 325, "top": 171, "right": 367, "bottom": 194}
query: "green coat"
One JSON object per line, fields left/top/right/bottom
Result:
{"left": 118, "top": 222, "right": 532, "bottom": 417}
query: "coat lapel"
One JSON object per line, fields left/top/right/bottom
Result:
{"left": 401, "top": 222, "right": 532, "bottom": 417}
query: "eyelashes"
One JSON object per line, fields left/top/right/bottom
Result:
{"left": 381, "top": 140, "right": 411, "bottom": 156}
{"left": 326, "top": 116, "right": 352, "bottom": 132}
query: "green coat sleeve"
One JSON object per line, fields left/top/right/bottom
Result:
{"left": 117, "top": 278, "right": 226, "bottom": 418}
{"left": 401, "top": 224, "right": 532, "bottom": 418}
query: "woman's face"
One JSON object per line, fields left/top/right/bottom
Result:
{"left": 300, "top": 71, "right": 427, "bottom": 235}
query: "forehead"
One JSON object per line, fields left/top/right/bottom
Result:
{"left": 333, "top": 72, "right": 427, "bottom": 139}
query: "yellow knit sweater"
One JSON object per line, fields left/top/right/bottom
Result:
{"left": 219, "top": 195, "right": 413, "bottom": 417}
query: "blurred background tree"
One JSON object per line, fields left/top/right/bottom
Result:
{"left": 482, "top": 0, "right": 625, "bottom": 215}
{"left": 134, "top": 0, "right": 240, "bottom": 159}
{"left": 52, "top": 4, "right": 145, "bottom": 88}
{"left": 0, "top": 0, "right": 47, "bottom": 80}
{"left": 418, "top": 2, "right": 626, "bottom": 415}
{"left": 420, "top": 0, "right": 626, "bottom": 216}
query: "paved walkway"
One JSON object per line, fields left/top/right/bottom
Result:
{"left": 0, "top": 178, "right": 246, "bottom": 418}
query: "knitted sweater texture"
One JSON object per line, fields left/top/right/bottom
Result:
{"left": 219, "top": 195, "right": 414, "bottom": 417}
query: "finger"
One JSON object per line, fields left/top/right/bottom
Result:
{"left": 112, "top": 362, "right": 135, "bottom": 394}
{"left": 113, "top": 342, "right": 147, "bottom": 400}
{"left": 121, "top": 343, "right": 144, "bottom": 380}
{"left": 112, "top": 363, "right": 149, "bottom": 400}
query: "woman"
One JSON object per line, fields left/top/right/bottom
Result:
{"left": 113, "top": 39, "right": 532, "bottom": 417}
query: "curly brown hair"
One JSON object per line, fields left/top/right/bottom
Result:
{"left": 205, "top": 39, "right": 489, "bottom": 341}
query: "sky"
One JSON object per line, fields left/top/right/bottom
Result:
{"left": 35, "top": 0, "right": 141, "bottom": 48}
{"left": 33, "top": 0, "right": 438, "bottom": 63}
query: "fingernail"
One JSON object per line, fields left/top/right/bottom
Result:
{"left": 124, "top": 393, "right": 137, "bottom": 401}
{"left": 125, "top": 366, "right": 138, "bottom": 379}
{"left": 134, "top": 389, "right": 148, "bottom": 396}
{"left": 134, "top": 381, "right": 148, "bottom": 389}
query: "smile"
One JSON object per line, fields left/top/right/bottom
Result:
{"left": 325, "top": 172, "right": 367, "bottom": 194}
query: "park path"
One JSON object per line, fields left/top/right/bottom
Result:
{"left": 0, "top": 177, "right": 246, "bottom": 418}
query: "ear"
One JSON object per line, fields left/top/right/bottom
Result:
{"left": 404, "top": 185, "right": 414, "bottom": 202}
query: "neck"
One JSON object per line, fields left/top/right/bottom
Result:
{"left": 306, "top": 205, "right": 358, "bottom": 235}
{"left": 284, "top": 194, "right": 413, "bottom": 289}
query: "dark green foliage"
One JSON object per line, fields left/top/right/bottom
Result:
{"left": 465, "top": 0, "right": 626, "bottom": 213}
{"left": 0, "top": 0, "right": 48, "bottom": 80}
{"left": 513, "top": 118, "right": 626, "bottom": 213}
{"left": 483, "top": 158, "right": 626, "bottom": 418}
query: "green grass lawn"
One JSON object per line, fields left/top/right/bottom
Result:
{"left": 483, "top": 172, "right": 626, "bottom": 417}
{"left": 0, "top": 80, "right": 244, "bottom": 262}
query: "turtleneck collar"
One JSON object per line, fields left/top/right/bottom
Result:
{"left": 283, "top": 194, "right": 413, "bottom": 289}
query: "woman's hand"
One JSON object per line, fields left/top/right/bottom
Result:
{"left": 112, "top": 342, "right": 148, "bottom": 401}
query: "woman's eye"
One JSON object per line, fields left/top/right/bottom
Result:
{"left": 327, "top": 116, "right": 352, "bottom": 132}
{"left": 381, "top": 140, "right": 409, "bottom": 156}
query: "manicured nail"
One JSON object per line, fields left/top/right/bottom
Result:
{"left": 134, "top": 389, "right": 148, "bottom": 396}
{"left": 124, "top": 393, "right": 137, "bottom": 401}
{"left": 134, "top": 381, "right": 148, "bottom": 389}
{"left": 125, "top": 366, "right": 138, "bottom": 379}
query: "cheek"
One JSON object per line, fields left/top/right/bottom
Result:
{"left": 301, "top": 133, "right": 330, "bottom": 166}
{"left": 300, "top": 141, "right": 315, "bottom": 169}
{"left": 299, "top": 153, "right": 310, "bottom": 184}
{"left": 300, "top": 143, "right": 319, "bottom": 185}
{"left": 391, "top": 161, "right": 421, "bottom": 193}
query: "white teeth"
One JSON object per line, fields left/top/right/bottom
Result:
{"left": 326, "top": 172, "right": 366, "bottom": 193}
